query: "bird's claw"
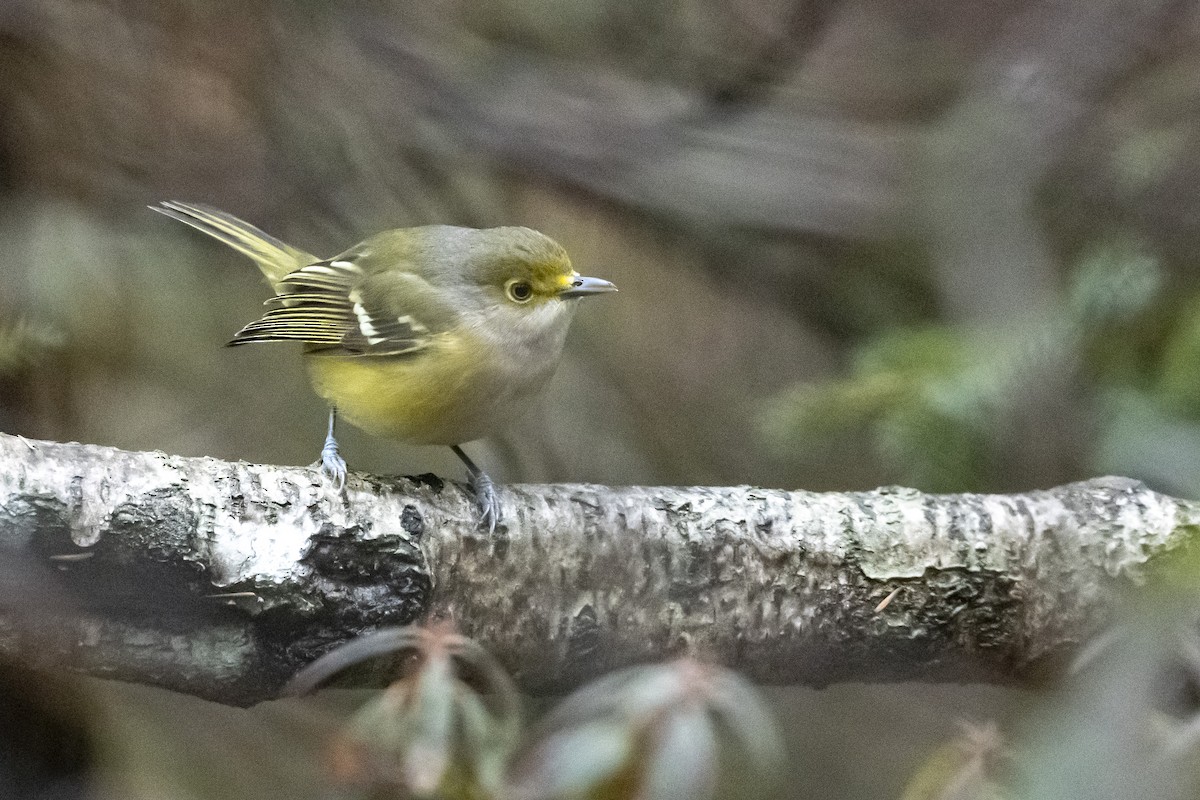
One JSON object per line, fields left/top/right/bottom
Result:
{"left": 317, "top": 440, "right": 347, "bottom": 491}
{"left": 469, "top": 470, "right": 501, "bottom": 533}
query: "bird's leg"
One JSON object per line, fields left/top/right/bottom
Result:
{"left": 317, "top": 407, "right": 347, "bottom": 490}
{"left": 450, "top": 444, "right": 500, "bottom": 533}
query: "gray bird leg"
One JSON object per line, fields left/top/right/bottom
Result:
{"left": 450, "top": 445, "right": 501, "bottom": 533}
{"left": 317, "top": 407, "right": 347, "bottom": 490}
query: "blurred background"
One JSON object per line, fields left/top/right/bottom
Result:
{"left": 3, "top": 0, "right": 1200, "bottom": 798}
{"left": 6, "top": 0, "right": 1200, "bottom": 496}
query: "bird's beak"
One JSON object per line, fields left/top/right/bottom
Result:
{"left": 560, "top": 275, "right": 618, "bottom": 299}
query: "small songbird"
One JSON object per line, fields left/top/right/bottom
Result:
{"left": 153, "top": 201, "right": 616, "bottom": 531}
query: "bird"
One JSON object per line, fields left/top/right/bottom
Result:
{"left": 152, "top": 201, "right": 616, "bottom": 531}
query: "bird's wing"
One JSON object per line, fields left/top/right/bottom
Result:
{"left": 229, "top": 260, "right": 455, "bottom": 357}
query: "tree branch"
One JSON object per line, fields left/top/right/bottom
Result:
{"left": 0, "top": 433, "right": 1194, "bottom": 705}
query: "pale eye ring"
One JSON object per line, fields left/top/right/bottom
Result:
{"left": 506, "top": 280, "right": 534, "bottom": 303}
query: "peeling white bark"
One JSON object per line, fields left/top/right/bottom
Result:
{"left": 0, "top": 433, "right": 1195, "bottom": 705}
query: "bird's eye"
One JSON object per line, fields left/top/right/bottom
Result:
{"left": 506, "top": 280, "right": 534, "bottom": 303}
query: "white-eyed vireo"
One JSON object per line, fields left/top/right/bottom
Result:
{"left": 153, "top": 201, "right": 616, "bottom": 530}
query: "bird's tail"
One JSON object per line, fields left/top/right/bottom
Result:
{"left": 152, "top": 201, "right": 316, "bottom": 287}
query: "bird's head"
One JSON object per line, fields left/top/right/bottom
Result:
{"left": 464, "top": 226, "right": 617, "bottom": 309}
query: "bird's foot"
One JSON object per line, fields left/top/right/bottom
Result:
{"left": 449, "top": 445, "right": 501, "bottom": 532}
{"left": 469, "top": 470, "right": 502, "bottom": 533}
{"left": 315, "top": 437, "right": 347, "bottom": 491}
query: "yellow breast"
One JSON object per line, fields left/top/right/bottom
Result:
{"left": 303, "top": 332, "right": 556, "bottom": 446}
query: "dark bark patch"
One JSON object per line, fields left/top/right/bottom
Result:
{"left": 7, "top": 489, "right": 226, "bottom": 630}
{"left": 298, "top": 524, "right": 430, "bottom": 627}
{"left": 400, "top": 505, "right": 425, "bottom": 540}
{"left": 409, "top": 473, "right": 445, "bottom": 491}
{"left": 565, "top": 602, "right": 601, "bottom": 667}
{"left": 254, "top": 524, "right": 433, "bottom": 681}
{"left": 0, "top": 496, "right": 72, "bottom": 551}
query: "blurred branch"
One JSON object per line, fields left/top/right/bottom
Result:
{"left": 0, "top": 432, "right": 1196, "bottom": 705}
{"left": 923, "top": 0, "right": 1183, "bottom": 322}
{"left": 351, "top": 21, "right": 907, "bottom": 239}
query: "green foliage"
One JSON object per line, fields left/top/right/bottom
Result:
{"left": 286, "top": 624, "right": 521, "bottom": 800}
{"left": 509, "top": 660, "right": 782, "bottom": 800}
{"left": 759, "top": 239, "right": 1175, "bottom": 492}
{"left": 289, "top": 625, "right": 783, "bottom": 800}
{"left": 0, "top": 317, "right": 63, "bottom": 376}
{"left": 1157, "top": 293, "right": 1200, "bottom": 418}
{"left": 1067, "top": 244, "right": 1161, "bottom": 327}
{"left": 898, "top": 724, "right": 1009, "bottom": 800}
{"left": 1089, "top": 252, "right": 1200, "bottom": 495}
{"left": 759, "top": 326, "right": 992, "bottom": 491}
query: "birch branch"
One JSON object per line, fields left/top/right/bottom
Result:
{"left": 0, "top": 433, "right": 1195, "bottom": 706}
